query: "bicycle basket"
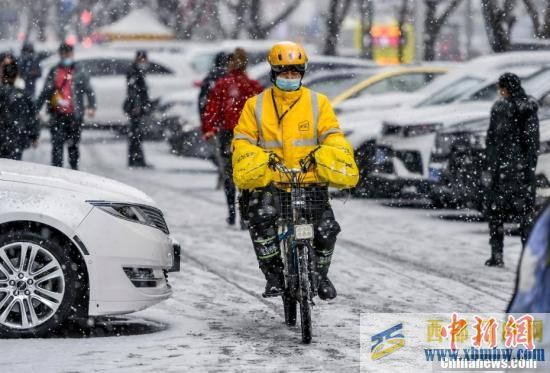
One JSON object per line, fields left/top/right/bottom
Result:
{"left": 272, "top": 184, "right": 330, "bottom": 223}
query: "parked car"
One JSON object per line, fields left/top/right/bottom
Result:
{"left": 374, "top": 67, "right": 550, "bottom": 193}
{"left": 340, "top": 51, "right": 550, "bottom": 155}
{"left": 353, "top": 61, "right": 550, "bottom": 197}
{"left": 0, "top": 159, "right": 180, "bottom": 337}
{"left": 304, "top": 68, "right": 375, "bottom": 100}
{"left": 331, "top": 65, "right": 449, "bottom": 107}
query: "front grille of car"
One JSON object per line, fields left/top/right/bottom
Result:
{"left": 141, "top": 206, "right": 170, "bottom": 234}
{"left": 382, "top": 123, "right": 403, "bottom": 136}
{"left": 372, "top": 145, "right": 395, "bottom": 174}
{"left": 395, "top": 150, "right": 423, "bottom": 174}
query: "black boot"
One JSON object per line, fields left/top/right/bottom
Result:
{"left": 260, "top": 259, "right": 284, "bottom": 298}
{"left": 485, "top": 252, "right": 504, "bottom": 267}
{"left": 318, "top": 267, "right": 337, "bottom": 300}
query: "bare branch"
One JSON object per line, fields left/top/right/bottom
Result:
{"left": 434, "top": 0, "right": 464, "bottom": 28}
{"left": 262, "top": 0, "right": 303, "bottom": 33}
{"left": 336, "top": 0, "right": 353, "bottom": 25}
{"left": 397, "top": 0, "right": 410, "bottom": 63}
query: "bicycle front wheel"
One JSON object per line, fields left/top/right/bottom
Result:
{"left": 297, "top": 245, "right": 312, "bottom": 344}
{"left": 283, "top": 290, "right": 297, "bottom": 327}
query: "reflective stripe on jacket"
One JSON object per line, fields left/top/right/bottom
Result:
{"left": 232, "top": 85, "right": 357, "bottom": 189}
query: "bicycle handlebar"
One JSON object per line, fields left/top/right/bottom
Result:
{"left": 269, "top": 150, "right": 319, "bottom": 185}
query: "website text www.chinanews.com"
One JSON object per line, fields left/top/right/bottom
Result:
{"left": 425, "top": 347, "right": 543, "bottom": 371}
{"left": 360, "top": 313, "right": 549, "bottom": 372}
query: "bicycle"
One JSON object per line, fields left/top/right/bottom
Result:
{"left": 268, "top": 152, "right": 327, "bottom": 344}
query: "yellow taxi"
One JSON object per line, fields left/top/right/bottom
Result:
{"left": 331, "top": 66, "right": 449, "bottom": 106}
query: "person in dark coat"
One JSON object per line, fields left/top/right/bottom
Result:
{"left": 0, "top": 62, "right": 39, "bottom": 160}
{"left": 17, "top": 42, "right": 42, "bottom": 98}
{"left": 124, "top": 50, "right": 153, "bottom": 168}
{"left": 198, "top": 52, "right": 229, "bottom": 120}
{"left": 36, "top": 42, "right": 96, "bottom": 170}
{"left": 483, "top": 72, "right": 540, "bottom": 267}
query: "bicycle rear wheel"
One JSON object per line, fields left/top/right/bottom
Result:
{"left": 297, "top": 245, "right": 312, "bottom": 344}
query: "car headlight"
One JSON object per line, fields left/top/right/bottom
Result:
{"left": 403, "top": 123, "right": 442, "bottom": 137}
{"left": 382, "top": 122, "right": 442, "bottom": 137}
{"left": 88, "top": 201, "right": 151, "bottom": 223}
{"left": 87, "top": 201, "right": 169, "bottom": 234}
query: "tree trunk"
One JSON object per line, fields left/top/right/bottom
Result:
{"left": 522, "top": 0, "right": 542, "bottom": 37}
{"left": 179, "top": 0, "right": 209, "bottom": 40}
{"left": 397, "top": 0, "right": 410, "bottom": 63}
{"left": 544, "top": 0, "right": 550, "bottom": 38}
{"left": 423, "top": 0, "right": 463, "bottom": 61}
{"left": 481, "top": 0, "right": 517, "bottom": 52}
{"left": 323, "top": 0, "right": 353, "bottom": 55}
{"left": 358, "top": 0, "right": 374, "bottom": 58}
{"left": 228, "top": 0, "right": 249, "bottom": 39}
{"left": 247, "top": 0, "right": 303, "bottom": 39}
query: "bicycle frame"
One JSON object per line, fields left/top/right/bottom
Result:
{"left": 272, "top": 160, "right": 328, "bottom": 343}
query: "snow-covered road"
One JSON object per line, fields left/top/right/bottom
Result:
{"left": 2, "top": 132, "right": 524, "bottom": 372}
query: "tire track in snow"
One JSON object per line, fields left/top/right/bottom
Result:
{"left": 339, "top": 237, "right": 509, "bottom": 304}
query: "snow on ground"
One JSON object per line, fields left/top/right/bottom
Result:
{"left": 1, "top": 130, "right": 523, "bottom": 372}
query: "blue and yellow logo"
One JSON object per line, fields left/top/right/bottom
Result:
{"left": 371, "top": 323, "right": 405, "bottom": 360}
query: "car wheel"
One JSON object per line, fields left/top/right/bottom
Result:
{"left": 0, "top": 230, "right": 79, "bottom": 338}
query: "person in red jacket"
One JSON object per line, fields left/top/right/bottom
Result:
{"left": 202, "top": 48, "right": 263, "bottom": 226}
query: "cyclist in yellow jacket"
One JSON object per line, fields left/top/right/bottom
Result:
{"left": 232, "top": 42, "right": 359, "bottom": 299}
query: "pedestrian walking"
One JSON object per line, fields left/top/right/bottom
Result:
{"left": 202, "top": 48, "right": 263, "bottom": 226}
{"left": 483, "top": 72, "right": 540, "bottom": 267}
{"left": 0, "top": 62, "right": 39, "bottom": 160}
{"left": 124, "top": 50, "right": 153, "bottom": 168}
{"left": 198, "top": 52, "right": 229, "bottom": 189}
{"left": 18, "top": 42, "right": 42, "bottom": 98}
{"left": 36, "top": 42, "right": 96, "bottom": 170}
{"left": 198, "top": 51, "right": 229, "bottom": 120}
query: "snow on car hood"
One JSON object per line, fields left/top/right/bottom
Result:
{"left": 336, "top": 92, "right": 417, "bottom": 114}
{"left": 382, "top": 101, "right": 491, "bottom": 128}
{"left": 0, "top": 159, "right": 157, "bottom": 207}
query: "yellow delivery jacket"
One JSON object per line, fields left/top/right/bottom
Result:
{"left": 232, "top": 86, "right": 359, "bottom": 190}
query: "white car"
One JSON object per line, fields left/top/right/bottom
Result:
{"left": 374, "top": 66, "right": 550, "bottom": 191}
{"left": 0, "top": 159, "right": 179, "bottom": 337}
{"left": 340, "top": 51, "right": 550, "bottom": 151}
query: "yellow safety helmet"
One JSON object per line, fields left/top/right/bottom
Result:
{"left": 267, "top": 41, "right": 308, "bottom": 74}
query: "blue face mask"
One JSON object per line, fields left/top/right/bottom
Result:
{"left": 61, "top": 58, "right": 73, "bottom": 66}
{"left": 276, "top": 77, "right": 301, "bottom": 91}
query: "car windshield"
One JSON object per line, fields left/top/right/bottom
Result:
{"left": 353, "top": 72, "right": 444, "bottom": 97}
{"left": 417, "top": 76, "right": 485, "bottom": 107}
{"left": 523, "top": 68, "right": 550, "bottom": 96}
{"left": 306, "top": 73, "right": 371, "bottom": 99}
{"left": 191, "top": 52, "right": 216, "bottom": 74}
